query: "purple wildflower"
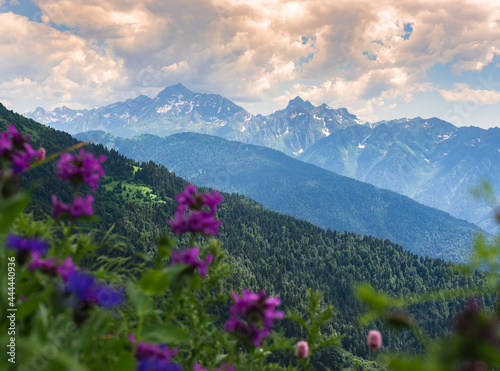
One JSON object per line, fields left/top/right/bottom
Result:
{"left": 225, "top": 289, "right": 283, "bottom": 346}
{"left": 52, "top": 194, "right": 94, "bottom": 219}
{"left": 194, "top": 364, "right": 234, "bottom": 371}
{"left": 7, "top": 235, "right": 49, "bottom": 255}
{"left": 57, "top": 149, "right": 106, "bottom": 191}
{"left": 65, "top": 271, "right": 123, "bottom": 308}
{"left": 28, "top": 251, "right": 76, "bottom": 281}
{"left": 137, "top": 359, "right": 182, "bottom": 371}
{"left": 129, "top": 334, "right": 179, "bottom": 369}
{"left": 0, "top": 125, "right": 39, "bottom": 173}
{"left": 168, "top": 185, "right": 223, "bottom": 236}
{"left": 7, "top": 235, "right": 49, "bottom": 265}
{"left": 171, "top": 247, "right": 213, "bottom": 277}
{"left": 69, "top": 194, "right": 94, "bottom": 218}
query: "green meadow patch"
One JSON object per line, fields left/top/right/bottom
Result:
{"left": 102, "top": 178, "right": 166, "bottom": 204}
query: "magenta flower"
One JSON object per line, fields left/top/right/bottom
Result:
{"left": 295, "top": 340, "right": 309, "bottom": 359}
{"left": 52, "top": 194, "right": 94, "bottom": 219}
{"left": 0, "top": 124, "right": 40, "bottom": 173}
{"left": 28, "top": 251, "right": 76, "bottom": 282}
{"left": 129, "top": 334, "right": 179, "bottom": 368}
{"left": 171, "top": 247, "right": 213, "bottom": 277}
{"left": 168, "top": 185, "right": 223, "bottom": 236}
{"left": 57, "top": 149, "right": 106, "bottom": 191}
{"left": 225, "top": 289, "right": 283, "bottom": 346}
{"left": 367, "top": 330, "right": 382, "bottom": 352}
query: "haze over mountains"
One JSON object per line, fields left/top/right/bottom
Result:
{"left": 26, "top": 83, "right": 500, "bottom": 233}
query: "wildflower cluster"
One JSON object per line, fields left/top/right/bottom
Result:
{"left": 168, "top": 184, "right": 223, "bottom": 235}
{"left": 225, "top": 289, "right": 284, "bottom": 346}
{"left": 170, "top": 246, "right": 213, "bottom": 277}
{"left": 129, "top": 334, "right": 181, "bottom": 371}
{"left": 0, "top": 124, "right": 43, "bottom": 174}
{"left": 6, "top": 234, "right": 49, "bottom": 264}
{"left": 7, "top": 231, "right": 122, "bottom": 318}
{"left": 57, "top": 149, "right": 106, "bottom": 191}
{"left": 52, "top": 149, "right": 105, "bottom": 219}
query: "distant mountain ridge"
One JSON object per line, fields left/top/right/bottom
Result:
{"left": 298, "top": 117, "right": 500, "bottom": 233}
{"left": 26, "top": 84, "right": 500, "bottom": 232}
{"left": 75, "top": 130, "right": 483, "bottom": 262}
{"left": 26, "top": 83, "right": 361, "bottom": 156}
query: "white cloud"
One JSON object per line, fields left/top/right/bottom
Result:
{"left": 1, "top": 0, "right": 500, "bottom": 126}
{"left": 439, "top": 83, "right": 500, "bottom": 105}
{"left": 0, "top": 12, "right": 128, "bottom": 111}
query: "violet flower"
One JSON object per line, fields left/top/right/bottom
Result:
{"left": 129, "top": 334, "right": 180, "bottom": 371}
{"left": 57, "top": 149, "right": 106, "bottom": 191}
{"left": 225, "top": 289, "right": 283, "bottom": 346}
{"left": 28, "top": 251, "right": 76, "bottom": 282}
{"left": 171, "top": 247, "right": 213, "bottom": 277}
{"left": 7, "top": 235, "right": 49, "bottom": 255}
{"left": 65, "top": 271, "right": 124, "bottom": 309}
{"left": 0, "top": 125, "right": 40, "bottom": 173}
{"left": 137, "top": 359, "right": 182, "bottom": 371}
{"left": 52, "top": 194, "right": 94, "bottom": 219}
{"left": 168, "top": 185, "right": 223, "bottom": 236}
{"left": 7, "top": 234, "right": 49, "bottom": 265}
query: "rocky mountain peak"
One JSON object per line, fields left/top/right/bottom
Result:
{"left": 286, "top": 96, "right": 315, "bottom": 111}
{"left": 156, "top": 83, "right": 193, "bottom": 100}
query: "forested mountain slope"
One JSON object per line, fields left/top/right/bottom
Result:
{"left": 76, "top": 130, "right": 482, "bottom": 262}
{"left": 1, "top": 103, "right": 489, "bottom": 368}
{"left": 298, "top": 117, "right": 500, "bottom": 234}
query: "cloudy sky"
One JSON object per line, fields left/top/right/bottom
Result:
{"left": 1, "top": 0, "right": 500, "bottom": 128}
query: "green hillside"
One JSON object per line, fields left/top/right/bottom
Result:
{"left": 76, "top": 130, "right": 482, "bottom": 262}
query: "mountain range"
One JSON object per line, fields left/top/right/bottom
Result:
{"left": 25, "top": 83, "right": 500, "bottom": 233}
{"left": 26, "top": 83, "right": 360, "bottom": 157}
{"left": 75, "top": 130, "right": 482, "bottom": 262}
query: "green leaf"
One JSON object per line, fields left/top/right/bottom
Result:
{"left": 115, "top": 350, "right": 137, "bottom": 371}
{"left": 189, "top": 274, "right": 203, "bottom": 290}
{"left": 0, "top": 191, "right": 31, "bottom": 234}
{"left": 162, "top": 264, "right": 189, "bottom": 276}
{"left": 355, "top": 283, "right": 391, "bottom": 311}
{"left": 140, "top": 270, "right": 170, "bottom": 296}
{"left": 126, "top": 282, "right": 150, "bottom": 315}
{"left": 16, "top": 294, "right": 45, "bottom": 320}
{"left": 141, "top": 324, "right": 190, "bottom": 343}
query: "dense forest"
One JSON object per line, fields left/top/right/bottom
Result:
{"left": 0, "top": 104, "right": 493, "bottom": 369}
{"left": 75, "top": 130, "right": 482, "bottom": 262}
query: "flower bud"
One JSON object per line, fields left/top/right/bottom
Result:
{"left": 295, "top": 340, "right": 309, "bottom": 359}
{"left": 367, "top": 330, "right": 382, "bottom": 352}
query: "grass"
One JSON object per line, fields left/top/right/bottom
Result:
{"left": 102, "top": 178, "right": 166, "bottom": 204}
